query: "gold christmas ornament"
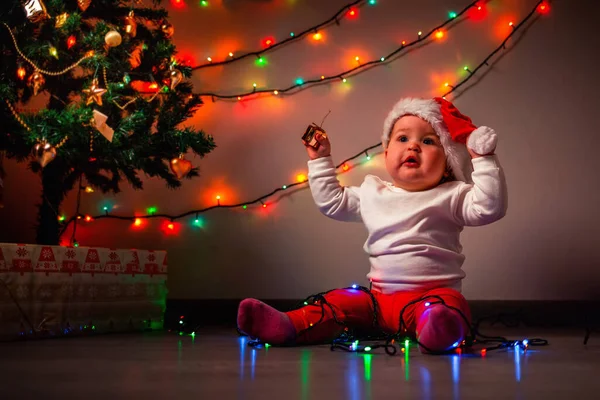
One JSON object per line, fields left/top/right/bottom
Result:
{"left": 124, "top": 11, "right": 137, "bottom": 37}
{"left": 28, "top": 71, "right": 45, "bottom": 95}
{"left": 104, "top": 30, "right": 122, "bottom": 47}
{"left": 170, "top": 155, "right": 192, "bottom": 179}
{"left": 33, "top": 142, "right": 57, "bottom": 168}
{"left": 161, "top": 21, "right": 174, "bottom": 38}
{"left": 55, "top": 13, "right": 69, "bottom": 28}
{"left": 169, "top": 67, "right": 183, "bottom": 90}
{"left": 77, "top": 0, "right": 91, "bottom": 12}
{"left": 21, "top": 0, "right": 49, "bottom": 23}
{"left": 83, "top": 78, "right": 107, "bottom": 106}
{"left": 92, "top": 110, "right": 114, "bottom": 142}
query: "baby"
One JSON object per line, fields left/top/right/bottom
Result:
{"left": 237, "top": 97, "right": 507, "bottom": 353}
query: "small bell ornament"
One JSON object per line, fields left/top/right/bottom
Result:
{"left": 169, "top": 67, "right": 183, "bottom": 90}
{"left": 28, "top": 72, "right": 45, "bottom": 96}
{"left": 33, "top": 142, "right": 57, "bottom": 168}
{"left": 124, "top": 11, "right": 137, "bottom": 37}
{"left": 161, "top": 20, "right": 174, "bottom": 38}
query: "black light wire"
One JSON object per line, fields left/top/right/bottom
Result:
{"left": 240, "top": 285, "right": 548, "bottom": 356}
{"left": 191, "top": 0, "right": 369, "bottom": 71}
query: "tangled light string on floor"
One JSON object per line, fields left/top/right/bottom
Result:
{"left": 239, "top": 285, "right": 549, "bottom": 357}
{"left": 58, "top": 0, "right": 550, "bottom": 245}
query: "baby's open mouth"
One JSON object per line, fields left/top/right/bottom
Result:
{"left": 403, "top": 156, "right": 419, "bottom": 166}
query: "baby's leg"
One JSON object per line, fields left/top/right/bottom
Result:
{"left": 287, "top": 288, "right": 377, "bottom": 344}
{"left": 237, "top": 298, "right": 296, "bottom": 345}
{"left": 237, "top": 287, "right": 376, "bottom": 345}
{"left": 414, "top": 288, "right": 471, "bottom": 354}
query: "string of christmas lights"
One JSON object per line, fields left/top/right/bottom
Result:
{"left": 240, "top": 284, "right": 549, "bottom": 357}
{"left": 191, "top": 0, "right": 374, "bottom": 71}
{"left": 194, "top": 0, "right": 484, "bottom": 101}
{"left": 58, "top": 0, "right": 550, "bottom": 243}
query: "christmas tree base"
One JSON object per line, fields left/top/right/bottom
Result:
{"left": 0, "top": 243, "right": 167, "bottom": 341}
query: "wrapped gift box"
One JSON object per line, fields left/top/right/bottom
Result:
{"left": 0, "top": 243, "right": 167, "bottom": 340}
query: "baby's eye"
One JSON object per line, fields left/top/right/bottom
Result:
{"left": 398, "top": 135, "right": 408, "bottom": 142}
{"left": 423, "top": 138, "right": 436, "bottom": 145}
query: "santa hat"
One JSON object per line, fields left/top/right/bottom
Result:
{"left": 381, "top": 97, "right": 497, "bottom": 183}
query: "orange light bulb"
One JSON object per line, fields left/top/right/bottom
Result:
{"left": 134, "top": 218, "right": 142, "bottom": 226}
{"left": 297, "top": 174, "right": 307, "bottom": 182}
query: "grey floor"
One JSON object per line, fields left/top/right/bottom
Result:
{"left": 1, "top": 327, "right": 599, "bottom": 399}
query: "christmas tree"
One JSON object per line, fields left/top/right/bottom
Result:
{"left": 0, "top": 0, "right": 215, "bottom": 245}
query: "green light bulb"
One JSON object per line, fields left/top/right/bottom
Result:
{"left": 449, "top": 11, "right": 457, "bottom": 19}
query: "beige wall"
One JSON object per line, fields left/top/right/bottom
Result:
{"left": 2, "top": 0, "right": 599, "bottom": 300}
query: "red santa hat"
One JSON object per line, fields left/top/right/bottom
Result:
{"left": 381, "top": 97, "right": 497, "bottom": 183}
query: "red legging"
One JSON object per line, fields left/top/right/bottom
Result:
{"left": 286, "top": 287, "right": 471, "bottom": 344}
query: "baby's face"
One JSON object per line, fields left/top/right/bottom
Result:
{"left": 385, "top": 115, "right": 447, "bottom": 191}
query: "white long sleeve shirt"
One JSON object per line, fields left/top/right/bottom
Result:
{"left": 307, "top": 155, "right": 507, "bottom": 294}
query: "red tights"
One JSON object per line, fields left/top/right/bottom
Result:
{"left": 286, "top": 287, "right": 471, "bottom": 351}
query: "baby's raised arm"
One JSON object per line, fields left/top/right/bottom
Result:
{"left": 303, "top": 132, "right": 362, "bottom": 222}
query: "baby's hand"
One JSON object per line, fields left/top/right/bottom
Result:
{"left": 305, "top": 132, "right": 332, "bottom": 160}
{"left": 467, "top": 126, "right": 497, "bottom": 158}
